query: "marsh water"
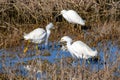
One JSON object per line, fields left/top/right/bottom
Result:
{"left": 0, "top": 40, "right": 120, "bottom": 78}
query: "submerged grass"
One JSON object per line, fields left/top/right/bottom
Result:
{"left": 0, "top": 0, "right": 120, "bottom": 80}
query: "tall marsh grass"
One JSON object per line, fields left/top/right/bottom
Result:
{"left": 0, "top": 0, "right": 120, "bottom": 48}
{"left": 0, "top": 0, "right": 120, "bottom": 80}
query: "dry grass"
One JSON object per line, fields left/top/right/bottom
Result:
{"left": 0, "top": 0, "right": 120, "bottom": 80}
{"left": 0, "top": 0, "right": 120, "bottom": 48}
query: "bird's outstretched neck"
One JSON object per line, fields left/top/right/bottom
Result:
{"left": 45, "top": 30, "right": 50, "bottom": 48}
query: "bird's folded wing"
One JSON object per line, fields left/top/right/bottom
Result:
{"left": 24, "top": 28, "right": 46, "bottom": 40}
{"left": 67, "top": 10, "right": 84, "bottom": 24}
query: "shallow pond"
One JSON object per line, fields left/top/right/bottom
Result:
{"left": 0, "top": 41, "right": 120, "bottom": 78}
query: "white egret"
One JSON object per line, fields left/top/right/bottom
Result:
{"left": 60, "top": 36, "right": 98, "bottom": 80}
{"left": 23, "top": 23, "right": 54, "bottom": 49}
{"left": 60, "top": 36, "right": 97, "bottom": 59}
{"left": 60, "top": 10, "right": 85, "bottom": 25}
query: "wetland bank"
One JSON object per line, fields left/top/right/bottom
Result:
{"left": 0, "top": 0, "right": 120, "bottom": 80}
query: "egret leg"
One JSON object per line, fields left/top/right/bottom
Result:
{"left": 81, "top": 54, "right": 85, "bottom": 80}
{"left": 45, "top": 43, "right": 49, "bottom": 50}
{"left": 23, "top": 40, "right": 30, "bottom": 53}
{"left": 87, "top": 59, "right": 90, "bottom": 64}
{"left": 35, "top": 44, "right": 39, "bottom": 50}
{"left": 23, "top": 47, "right": 28, "bottom": 53}
{"left": 73, "top": 24, "right": 80, "bottom": 33}
{"left": 74, "top": 24, "right": 81, "bottom": 33}
{"left": 72, "top": 59, "right": 77, "bottom": 67}
{"left": 70, "top": 24, "right": 74, "bottom": 32}
{"left": 73, "top": 25, "right": 75, "bottom": 32}
{"left": 37, "top": 44, "right": 41, "bottom": 50}
{"left": 79, "top": 25, "right": 81, "bottom": 32}
{"left": 97, "top": 56, "right": 101, "bottom": 80}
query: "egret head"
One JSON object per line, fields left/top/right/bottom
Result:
{"left": 60, "top": 36, "right": 73, "bottom": 45}
{"left": 46, "top": 23, "right": 54, "bottom": 30}
{"left": 54, "top": 10, "right": 67, "bottom": 20}
{"left": 60, "top": 10, "right": 67, "bottom": 15}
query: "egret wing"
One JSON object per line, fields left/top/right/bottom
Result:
{"left": 72, "top": 41, "right": 93, "bottom": 59}
{"left": 66, "top": 10, "right": 85, "bottom": 25}
{"left": 24, "top": 28, "right": 46, "bottom": 40}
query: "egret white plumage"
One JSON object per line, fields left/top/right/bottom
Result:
{"left": 24, "top": 23, "right": 54, "bottom": 45}
{"left": 60, "top": 36, "right": 97, "bottom": 59}
{"left": 60, "top": 10, "right": 85, "bottom": 25}
{"left": 23, "top": 23, "right": 54, "bottom": 50}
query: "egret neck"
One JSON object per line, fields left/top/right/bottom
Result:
{"left": 66, "top": 39, "right": 72, "bottom": 51}
{"left": 45, "top": 28, "right": 51, "bottom": 48}
{"left": 66, "top": 40, "right": 77, "bottom": 58}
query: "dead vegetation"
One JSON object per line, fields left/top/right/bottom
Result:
{"left": 0, "top": 0, "right": 120, "bottom": 80}
{"left": 0, "top": 0, "right": 120, "bottom": 48}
